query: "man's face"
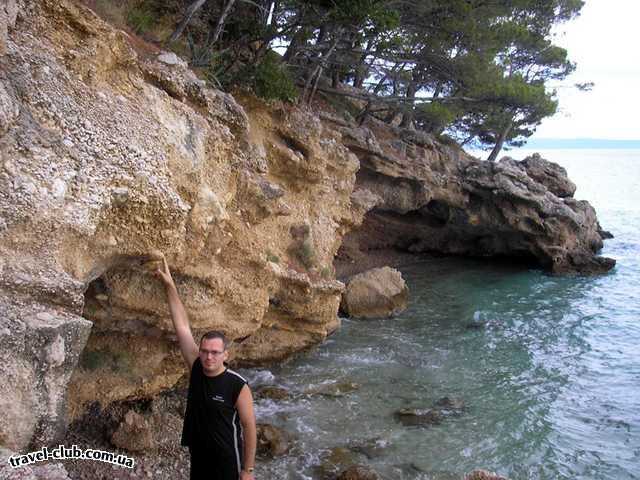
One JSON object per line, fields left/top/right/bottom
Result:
{"left": 199, "top": 337, "right": 228, "bottom": 373}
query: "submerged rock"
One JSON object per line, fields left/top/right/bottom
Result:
{"left": 305, "top": 381, "right": 360, "bottom": 398}
{"left": 395, "top": 396, "right": 465, "bottom": 427}
{"left": 254, "top": 385, "right": 291, "bottom": 401}
{"left": 315, "top": 447, "right": 361, "bottom": 478}
{"left": 336, "top": 465, "right": 382, "bottom": 480}
{"left": 340, "top": 267, "right": 408, "bottom": 318}
{"left": 256, "top": 423, "right": 290, "bottom": 457}
{"left": 395, "top": 407, "right": 444, "bottom": 427}
{"left": 464, "top": 469, "right": 509, "bottom": 480}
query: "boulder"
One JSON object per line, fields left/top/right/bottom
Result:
{"left": 341, "top": 267, "right": 408, "bottom": 318}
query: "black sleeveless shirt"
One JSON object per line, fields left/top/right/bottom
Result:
{"left": 181, "top": 358, "right": 248, "bottom": 467}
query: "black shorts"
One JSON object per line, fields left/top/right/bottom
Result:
{"left": 189, "top": 446, "right": 239, "bottom": 480}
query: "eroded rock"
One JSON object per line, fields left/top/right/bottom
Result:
{"left": 336, "top": 120, "right": 614, "bottom": 275}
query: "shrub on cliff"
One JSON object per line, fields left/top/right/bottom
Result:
{"left": 219, "top": 51, "right": 298, "bottom": 102}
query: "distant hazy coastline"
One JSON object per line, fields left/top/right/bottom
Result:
{"left": 519, "top": 138, "right": 640, "bottom": 149}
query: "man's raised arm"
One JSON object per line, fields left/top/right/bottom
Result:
{"left": 154, "top": 254, "right": 199, "bottom": 370}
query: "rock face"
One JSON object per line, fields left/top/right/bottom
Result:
{"left": 340, "top": 267, "right": 408, "bottom": 318}
{"left": 331, "top": 121, "right": 614, "bottom": 276}
{"left": 0, "top": 0, "right": 360, "bottom": 449}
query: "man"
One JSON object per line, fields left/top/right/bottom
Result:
{"left": 154, "top": 255, "right": 257, "bottom": 480}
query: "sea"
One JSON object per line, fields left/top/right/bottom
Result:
{"left": 242, "top": 149, "right": 640, "bottom": 480}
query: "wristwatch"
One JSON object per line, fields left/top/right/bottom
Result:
{"left": 244, "top": 467, "right": 255, "bottom": 473}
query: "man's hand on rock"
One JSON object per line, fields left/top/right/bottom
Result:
{"left": 151, "top": 252, "right": 174, "bottom": 288}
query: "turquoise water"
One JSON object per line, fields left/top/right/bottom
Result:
{"left": 245, "top": 149, "right": 640, "bottom": 479}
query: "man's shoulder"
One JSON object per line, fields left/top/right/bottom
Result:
{"left": 224, "top": 368, "right": 248, "bottom": 385}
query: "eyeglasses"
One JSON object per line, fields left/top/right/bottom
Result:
{"left": 199, "top": 349, "right": 225, "bottom": 357}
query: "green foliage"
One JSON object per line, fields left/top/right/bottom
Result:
{"left": 220, "top": 51, "right": 297, "bottom": 102}
{"left": 320, "top": 266, "right": 333, "bottom": 279}
{"left": 266, "top": 250, "right": 280, "bottom": 264}
{"left": 297, "top": 240, "right": 316, "bottom": 269}
{"left": 416, "top": 102, "right": 459, "bottom": 133}
{"left": 252, "top": 52, "right": 298, "bottom": 102}
{"left": 126, "top": 2, "right": 156, "bottom": 34}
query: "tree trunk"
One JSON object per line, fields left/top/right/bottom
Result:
{"left": 331, "top": 68, "right": 340, "bottom": 89}
{"left": 169, "top": 0, "right": 208, "bottom": 43}
{"left": 400, "top": 81, "right": 417, "bottom": 129}
{"left": 305, "top": 33, "right": 340, "bottom": 104}
{"left": 353, "top": 37, "right": 373, "bottom": 89}
{"left": 487, "top": 120, "right": 513, "bottom": 162}
{"left": 283, "top": 25, "right": 309, "bottom": 63}
{"left": 210, "top": 0, "right": 237, "bottom": 46}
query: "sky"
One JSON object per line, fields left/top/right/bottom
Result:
{"left": 532, "top": 0, "right": 640, "bottom": 140}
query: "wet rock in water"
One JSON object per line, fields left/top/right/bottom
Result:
{"left": 305, "top": 381, "right": 360, "bottom": 398}
{"left": 340, "top": 267, "right": 408, "bottom": 318}
{"left": 464, "top": 469, "right": 509, "bottom": 480}
{"left": 394, "top": 407, "right": 444, "bottom": 427}
{"left": 256, "top": 423, "right": 290, "bottom": 457}
{"left": 434, "top": 396, "right": 465, "bottom": 413}
{"left": 254, "top": 385, "right": 290, "bottom": 401}
{"left": 349, "top": 437, "right": 389, "bottom": 460}
{"left": 336, "top": 465, "right": 382, "bottom": 480}
{"left": 395, "top": 396, "right": 465, "bottom": 427}
{"left": 111, "top": 409, "right": 155, "bottom": 452}
{"left": 315, "top": 447, "right": 360, "bottom": 478}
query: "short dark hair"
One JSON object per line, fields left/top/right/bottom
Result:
{"left": 200, "top": 330, "right": 227, "bottom": 349}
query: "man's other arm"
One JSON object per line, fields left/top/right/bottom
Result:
{"left": 236, "top": 385, "right": 256, "bottom": 480}
{"left": 154, "top": 255, "right": 199, "bottom": 369}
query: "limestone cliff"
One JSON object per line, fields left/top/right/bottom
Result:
{"left": 0, "top": 0, "right": 613, "bottom": 452}
{"left": 0, "top": 0, "right": 361, "bottom": 450}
